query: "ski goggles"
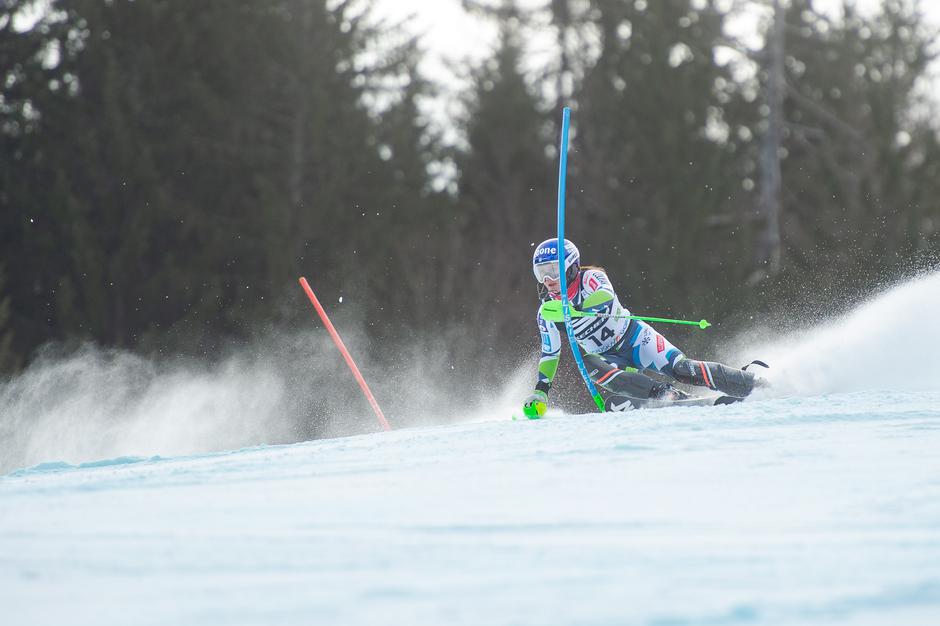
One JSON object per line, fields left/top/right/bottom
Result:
{"left": 533, "top": 262, "right": 561, "bottom": 283}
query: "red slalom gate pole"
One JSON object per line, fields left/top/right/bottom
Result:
{"left": 298, "top": 277, "right": 391, "bottom": 432}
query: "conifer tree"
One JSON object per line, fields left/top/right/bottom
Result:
{"left": 0, "top": 265, "right": 17, "bottom": 375}
{"left": 1, "top": 0, "right": 441, "bottom": 360}
{"left": 454, "top": 25, "right": 555, "bottom": 352}
{"left": 572, "top": 0, "right": 752, "bottom": 316}
{"left": 757, "top": 0, "right": 940, "bottom": 303}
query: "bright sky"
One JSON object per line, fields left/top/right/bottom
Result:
{"left": 368, "top": 0, "right": 940, "bottom": 191}
{"left": 371, "top": 0, "right": 940, "bottom": 120}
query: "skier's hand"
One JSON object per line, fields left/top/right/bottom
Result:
{"left": 522, "top": 390, "right": 548, "bottom": 419}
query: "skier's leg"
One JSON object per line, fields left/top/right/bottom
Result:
{"left": 670, "top": 357, "right": 756, "bottom": 398}
{"left": 611, "top": 320, "right": 756, "bottom": 398}
{"left": 606, "top": 320, "right": 763, "bottom": 399}
{"left": 583, "top": 353, "right": 684, "bottom": 401}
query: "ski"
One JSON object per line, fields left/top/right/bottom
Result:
{"left": 513, "top": 392, "right": 745, "bottom": 420}
{"left": 604, "top": 392, "right": 744, "bottom": 411}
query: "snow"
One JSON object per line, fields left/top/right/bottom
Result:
{"left": 3, "top": 390, "right": 940, "bottom": 625}
{"left": 3, "top": 271, "right": 940, "bottom": 625}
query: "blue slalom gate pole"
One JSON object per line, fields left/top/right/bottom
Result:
{"left": 556, "top": 107, "right": 606, "bottom": 413}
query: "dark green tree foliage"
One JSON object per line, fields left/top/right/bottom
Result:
{"left": 246, "top": 0, "right": 402, "bottom": 314}
{"left": 453, "top": 26, "right": 555, "bottom": 357}
{"left": 763, "top": 0, "right": 940, "bottom": 304}
{"left": 1, "top": 0, "right": 939, "bottom": 392}
{"left": 355, "top": 38, "right": 453, "bottom": 334}
{"left": 1, "top": 2, "right": 75, "bottom": 354}
{"left": 0, "top": 264, "right": 17, "bottom": 374}
{"left": 570, "top": 0, "right": 753, "bottom": 318}
{"left": 0, "top": 0, "right": 439, "bottom": 362}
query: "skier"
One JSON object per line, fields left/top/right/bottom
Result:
{"left": 522, "top": 238, "right": 763, "bottom": 418}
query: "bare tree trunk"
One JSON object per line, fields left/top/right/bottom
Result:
{"left": 754, "top": 0, "right": 784, "bottom": 281}
{"left": 288, "top": 0, "right": 311, "bottom": 246}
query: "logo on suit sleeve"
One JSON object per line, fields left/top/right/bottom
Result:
{"left": 586, "top": 271, "right": 609, "bottom": 291}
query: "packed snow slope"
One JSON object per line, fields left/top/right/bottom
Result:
{"left": 3, "top": 391, "right": 940, "bottom": 626}
{"left": 2, "top": 271, "right": 940, "bottom": 625}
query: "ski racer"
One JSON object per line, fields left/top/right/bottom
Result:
{"left": 522, "top": 238, "right": 762, "bottom": 419}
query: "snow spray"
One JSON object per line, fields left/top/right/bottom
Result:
{"left": 742, "top": 270, "right": 940, "bottom": 396}
{"left": 298, "top": 277, "right": 390, "bottom": 431}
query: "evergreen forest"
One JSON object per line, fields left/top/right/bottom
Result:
{"left": 2, "top": 0, "right": 938, "bottom": 419}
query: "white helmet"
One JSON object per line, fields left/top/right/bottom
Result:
{"left": 532, "top": 238, "right": 580, "bottom": 285}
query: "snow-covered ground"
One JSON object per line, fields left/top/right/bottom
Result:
{"left": 3, "top": 271, "right": 940, "bottom": 625}
{"left": 3, "top": 391, "right": 940, "bottom": 625}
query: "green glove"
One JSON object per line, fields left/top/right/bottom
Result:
{"left": 522, "top": 390, "right": 548, "bottom": 419}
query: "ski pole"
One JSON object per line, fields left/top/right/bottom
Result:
{"left": 540, "top": 300, "right": 711, "bottom": 329}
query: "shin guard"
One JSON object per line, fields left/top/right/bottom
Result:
{"left": 672, "top": 357, "right": 756, "bottom": 398}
